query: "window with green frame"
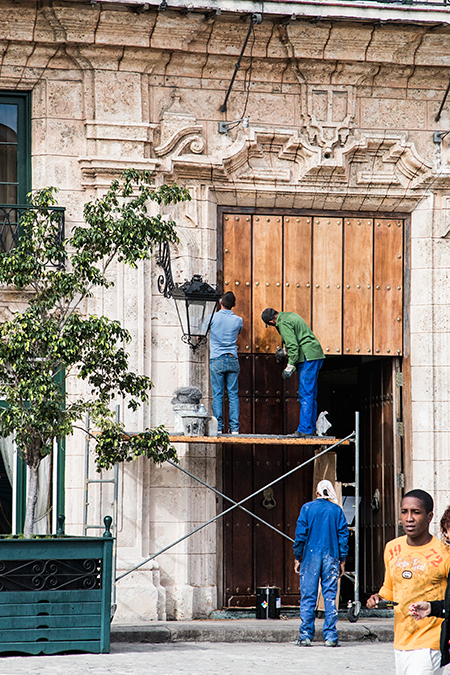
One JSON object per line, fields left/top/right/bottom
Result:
{"left": 0, "top": 92, "right": 31, "bottom": 205}
{"left": 0, "top": 92, "right": 31, "bottom": 254}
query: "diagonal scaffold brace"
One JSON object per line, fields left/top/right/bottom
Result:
{"left": 116, "top": 431, "right": 355, "bottom": 582}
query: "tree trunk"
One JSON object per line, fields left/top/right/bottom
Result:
{"left": 23, "top": 462, "right": 39, "bottom": 538}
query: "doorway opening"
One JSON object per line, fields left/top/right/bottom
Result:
{"left": 222, "top": 353, "right": 402, "bottom": 608}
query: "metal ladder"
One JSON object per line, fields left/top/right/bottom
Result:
{"left": 83, "top": 409, "right": 119, "bottom": 612}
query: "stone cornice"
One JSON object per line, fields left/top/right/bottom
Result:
{"left": 79, "top": 157, "right": 159, "bottom": 188}
{"left": 1, "top": 2, "right": 450, "bottom": 68}
{"left": 85, "top": 121, "right": 157, "bottom": 143}
{"left": 73, "top": 0, "right": 450, "bottom": 27}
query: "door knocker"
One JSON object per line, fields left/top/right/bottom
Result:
{"left": 262, "top": 487, "right": 277, "bottom": 510}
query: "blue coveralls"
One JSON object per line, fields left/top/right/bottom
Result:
{"left": 293, "top": 498, "right": 349, "bottom": 642}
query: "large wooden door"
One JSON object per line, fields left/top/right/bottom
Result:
{"left": 221, "top": 212, "right": 404, "bottom": 608}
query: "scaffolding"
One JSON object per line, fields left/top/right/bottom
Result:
{"left": 84, "top": 411, "right": 361, "bottom": 620}
{"left": 83, "top": 410, "right": 119, "bottom": 610}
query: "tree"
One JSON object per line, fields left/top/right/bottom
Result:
{"left": 0, "top": 169, "right": 188, "bottom": 537}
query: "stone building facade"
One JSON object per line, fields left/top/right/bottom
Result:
{"left": 0, "top": 0, "right": 450, "bottom": 620}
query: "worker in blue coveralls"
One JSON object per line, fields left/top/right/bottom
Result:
{"left": 293, "top": 479, "right": 349, "bottom": 647}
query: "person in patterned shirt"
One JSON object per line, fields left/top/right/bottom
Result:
{"left": 367, "top": 489, "right": 450, "bottom": 675}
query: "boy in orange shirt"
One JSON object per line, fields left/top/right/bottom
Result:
{"left": 367, "top": 489, "right": 450, "bottom": 675}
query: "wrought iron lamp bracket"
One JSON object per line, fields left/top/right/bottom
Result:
{"left": 156, "top": 241, "right": 175, "bottom": 298}
{"left": 181, "top": 333, "right": 207, "bottom": 352}
{"left": 156, "top": 241, "right": 221, "bottom": 352}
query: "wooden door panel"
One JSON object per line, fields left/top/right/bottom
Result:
{"left": 360, "top": 359, "right": 396, "bottom": 595}
{"left": 283, "top": 216, "right": 312, "bottom": 325}
{"left": 312, "top": 217, "right": 343, "bottom": 354}
{"left": 252, "top": 216, "right": 282, "bottom": 354}
{"left": 238, "top": 354, "right": 253, "bottom": 397}
{"left": 254, "top": 446, "right": 285, "bottom": 589}
{"left": 223, "top": 444, "right": 254, "bottom": 605}
{"left": 373, "top": 219, "right": 403, "bottom": 356}
{"left": 284, "top": 374, "right": 298, "bottom": 399}
{"left": 284, "top": 446, "right": 315, "bottom": 600}
{"left": 381, "top": 363, "right": 396, "bottom": 540}
{"left": 285, "top": 398, "right": 300, "bottom": 435}
{"left": 254, "top": 397, "right": 283, "bottom": 435}
{"left": 223, "top": 214, "right": 252, "bottom": 353}
{"left": 238, "top": 397, "right": 252, "bottom": 435}
{"left": 254, "top": 355, "right": 284, "bottom": 398}
{"left": 343, "top": 218, "right": 373, "bottom": 355}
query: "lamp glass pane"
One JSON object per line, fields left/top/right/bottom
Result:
{"left": 202, "top": 299, "right": 220, "bottom": 335}
{"left": 174, "top": 297, "right": 189, "bottom": 335}
{"left": 187, "top": 299, "right": 212, "bottom": 337}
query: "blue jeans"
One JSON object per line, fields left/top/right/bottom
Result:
{"left": 210, "top": 354, "right": 240, "bottom": 432}
{"left": 296, "top": 358, "right": 323, "bottom": 434}
{"left": 299, "top": 553, "right": 339, "bottom": 642}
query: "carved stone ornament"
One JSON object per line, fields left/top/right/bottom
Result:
{"left": 153, "top": 93, "right": 205, "bottom": 158}
{"left": 168, "top": 125, "right": 428, "bottom": 181}
{"left": 300, "top": 84, "right": 356, "bottom": 152}
{"left": 344, "top": 132, "right": 433, "bottom": 191}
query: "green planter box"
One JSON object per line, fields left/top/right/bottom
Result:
{"left": 0, "top": 532, "right": 113, "bottom": 655}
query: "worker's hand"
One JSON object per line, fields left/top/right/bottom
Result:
{"left": 282, "top": 364, "right": 296, "bottom": 379}
{"left": 409, "top": 602, "right": 431, "bottom": 620}
{"left": 366, "top": 593, "right": 384, "bottom": 609}
{"left": 339, "top": 561, "right": 345, "bottom": 578}
{"left": 294, "top": 560, "right": 301, "bottom": 574}
{"left": 275, "top": 346, "right": 288, "bottom": 363}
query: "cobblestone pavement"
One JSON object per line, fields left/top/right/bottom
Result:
{"left": 0, "top": 641, "right": 397, "bottom": 675}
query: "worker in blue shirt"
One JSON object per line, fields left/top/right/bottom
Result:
{"left": 293, "top": 480, "right": 349, "bottom": 647}
{"left": 209, "top": 291, "right": 243, "bottom": 434}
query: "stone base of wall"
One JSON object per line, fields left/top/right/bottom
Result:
{"left": 114, "top": 561, "right": 218, "bottom": 622}
{"left": 165, "top": 584, "right": 218, "bottom": 621}
{"left": 114, "top": 563, "right": 167, "bottom": 623}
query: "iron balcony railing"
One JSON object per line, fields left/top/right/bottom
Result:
{"left": 0, "top": 204, "right": 65, "bottom": 263}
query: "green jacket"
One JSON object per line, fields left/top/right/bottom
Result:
{"left": 276, "top": 312, "right": 325, "bottom": 365}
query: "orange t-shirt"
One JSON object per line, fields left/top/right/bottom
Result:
{"left": 379, "top": 535, "right": 450, "bottom": 651}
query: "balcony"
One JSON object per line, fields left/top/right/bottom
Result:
{"left": 0, "top": 204, "right": 65, "bottom": 266}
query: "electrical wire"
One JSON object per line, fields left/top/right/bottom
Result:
{"left": 241, "top": 21, "right": 256, "bottom": 121}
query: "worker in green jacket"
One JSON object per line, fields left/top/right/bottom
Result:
{"left": 261, "top": 309, "right": 325, "bottom": 438}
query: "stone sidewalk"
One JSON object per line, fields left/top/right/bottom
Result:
{"left": 0, "top": 642, "right": 398, "bottom": 675}
{"left": 111, "top": 617, "right": 394, "bottom": 644}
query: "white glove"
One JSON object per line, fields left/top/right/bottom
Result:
{"left": 282, "top": 364, "right": 296, "bottom": 379}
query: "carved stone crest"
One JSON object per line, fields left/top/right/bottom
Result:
{"left": 301, "top": 84, "right": 356, "bottom": 154}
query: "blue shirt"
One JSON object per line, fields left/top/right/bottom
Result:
{"left": 293, "top": 498, "right": 349, "bottom": 562}
{"left": 209, "top": 309, "right": 243, "bottom": 358}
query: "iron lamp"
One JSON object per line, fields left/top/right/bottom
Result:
{"left": 157, "top": 243, "right": 221, "bottom": 351}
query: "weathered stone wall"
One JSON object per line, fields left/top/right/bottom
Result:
{"left": 1, "top": 0, "right": 450, "bottom": 618}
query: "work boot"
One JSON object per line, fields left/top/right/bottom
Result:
{"left": 324, "top": 639, "right": 338, "bottom": 647}
{"left": 287, "top": 431, "right": 316, "bottom": 438}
